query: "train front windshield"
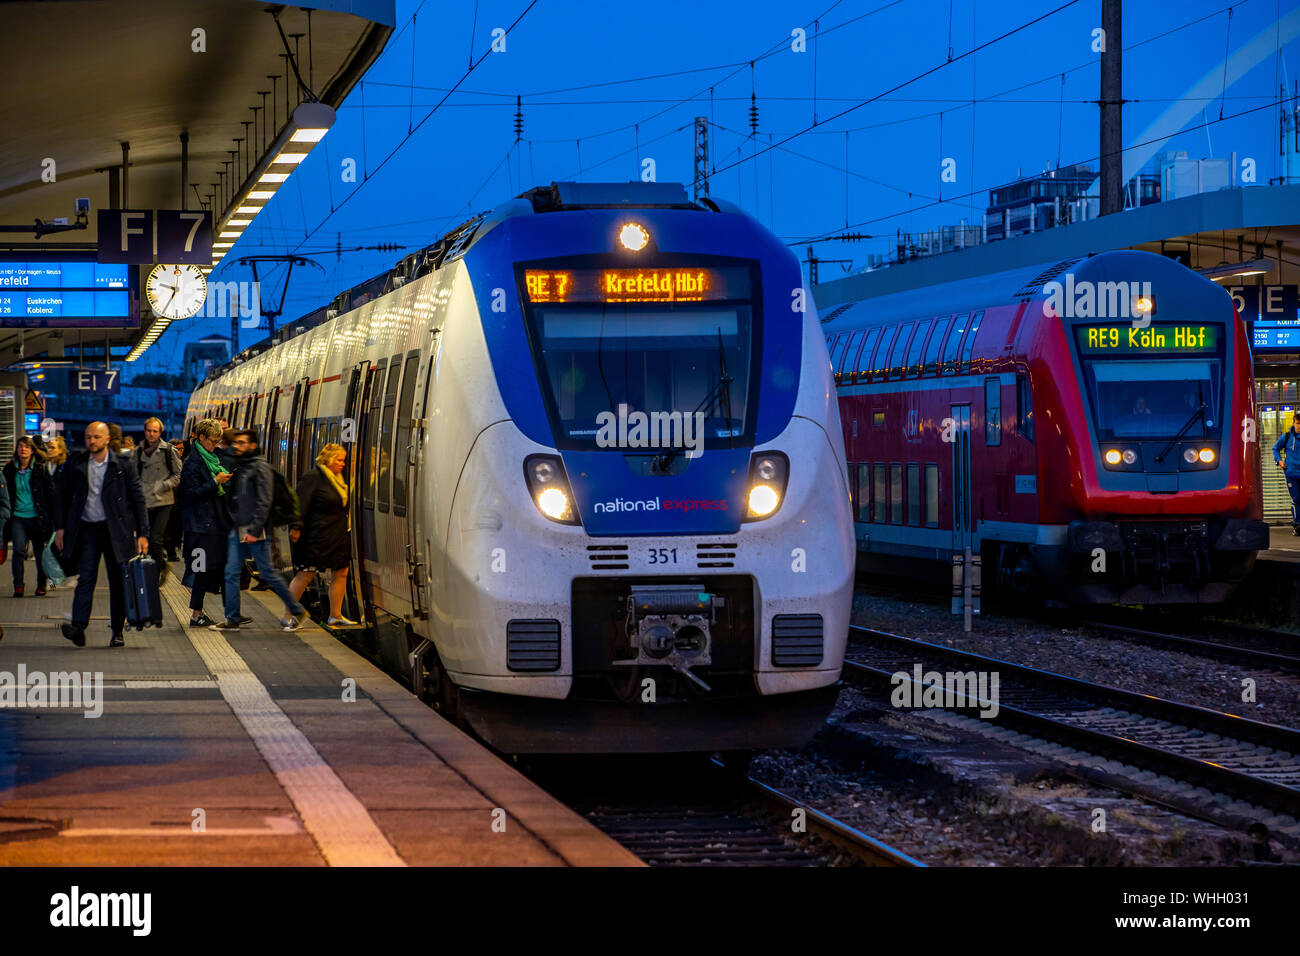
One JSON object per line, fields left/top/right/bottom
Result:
{"left": 528, "top": 303, "right": 754, "bottom": 448}
{"left": 1081, "top": 360, "right": 1223, "bottom": 441}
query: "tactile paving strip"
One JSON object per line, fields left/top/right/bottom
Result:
{"left": 160, "top": 579, "right": 405, "bottom": 866}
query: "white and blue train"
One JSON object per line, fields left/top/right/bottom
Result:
{"left": 186, "top": 182, "right": 854, "bottom": 753}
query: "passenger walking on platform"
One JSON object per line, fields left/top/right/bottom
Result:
{"left": 136, "top": 417, "right": 183, "bottom": 584}
{"left": 1274, "top": 412, "right": 1300, "bottom": 536}
{"left": 4, "top": 437, "right": 54, "bottom": 597}
{"left": 287, "top": 444, "right": 357, "bottom": 626}
{"left": 166, "top": 439, "right": 187, "bottom": 561}
{"left": 0, "top": 465, "right": 10, "bottom": 568}
{"left": 53, "top": 422, "right": 150, "bottom": 648}
{"left": 177, "top": 419, "right": 232, "bottom": 627}
{"left": 44, "top": 436, "right": 67, "bottom": 480}
{"left": 212, "top": 429, "right": 307, "bottom": 632}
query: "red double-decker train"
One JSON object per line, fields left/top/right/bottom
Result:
{"left": 823, "top": 249, "right": 1267, "bottom": 604}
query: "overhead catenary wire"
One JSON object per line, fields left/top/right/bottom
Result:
{"left": 788, "top": 93, "right": 1298, "bottom": 246}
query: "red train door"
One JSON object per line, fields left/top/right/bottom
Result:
{"left": 951, "top": 404, "right": 972, "bottom": 552}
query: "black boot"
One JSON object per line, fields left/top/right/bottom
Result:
{"left": 61, "top": 622, "right": 86, "bottom": 647}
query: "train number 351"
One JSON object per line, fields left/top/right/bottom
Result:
{"left": 647, "top": 548, "right": 679, "bottom": 565}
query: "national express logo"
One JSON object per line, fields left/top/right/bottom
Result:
{"left": 591, "top": 496, "right": 729, "bottom": 513}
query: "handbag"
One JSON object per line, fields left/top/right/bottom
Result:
{"left": 42, "top": 534, "right": 66, "bottom": 587}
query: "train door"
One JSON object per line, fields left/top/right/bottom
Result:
{"left": 951, "top": 404, "right": 972, "bottom": 552}
{"left": 404, "top": 331, "right": 440, "bottom": 623}
{"left": 358, "top": 359, "right": 388, "bottom": 621}
{"left": 341, "top": 360, "right": 370, "bottom": 621}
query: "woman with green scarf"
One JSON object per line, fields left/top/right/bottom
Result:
{"left": 176, "top": 419, "right": 233, "bottom": 626}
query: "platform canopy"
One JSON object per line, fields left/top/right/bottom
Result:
{"left": 0, "top": 0, "right": 394, "bottom": 370}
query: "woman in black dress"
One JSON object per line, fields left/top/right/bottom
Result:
{"left": 288, "top": 443, "right": 355, "bottom": 626}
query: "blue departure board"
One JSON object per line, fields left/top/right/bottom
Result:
{"left": 0, "top": 259, "right": 135, "bottom": 327}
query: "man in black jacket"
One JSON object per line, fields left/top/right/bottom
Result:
{"left": 212, "top": 429, "right": 306, "bottom": 631}
{"left": 54, "top": 421, "right": 149, "bottom": 647}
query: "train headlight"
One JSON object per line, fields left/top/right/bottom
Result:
{"left": 1183, "top": 448, "right": 1198, "bottom": 464}
{"left": 618, "top": 222, "right": 650, "bottom": 252}
{"left": 524, "top": 454, "right": 580, "bottom": 525}
{"left": 1103, "top": 447, "right": 1138, "bottom": 469}
{"left": 537, "top": 487, "right": 571, "bottom": 520}
{"left": 744, "top": 451, "right": 789, "bottom": 521}
{"left": 1198, "top": 448, "right": 1216, "bottom": 463}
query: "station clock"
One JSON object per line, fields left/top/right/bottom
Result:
{"left": 145, "top": 263, "right": 207, "bottom": 320}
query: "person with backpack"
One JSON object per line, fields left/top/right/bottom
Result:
{"left": 210, "top": 428, "right": 307, "bottom": 632}
{"left": 137, "top": 417, "right": 183, "bottom": 583}
{"left": 1274, "top": 411, "right": 1300, "bottom": 536}
{"left": 287, "top": 443, "right": 358, "bottom": 626}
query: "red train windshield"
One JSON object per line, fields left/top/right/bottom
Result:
{"left": 1074, "top": 323, "right": 1225, "bottom": 443}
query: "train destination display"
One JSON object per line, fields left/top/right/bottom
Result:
{"left": 1075, "top": 323, "right": 1218, "bottom": 355}
{"left": 523, "top": 266, "right": 748, "bottom": 303}
{"left": 0, "top": 259, "right": 134, "bottom": 327}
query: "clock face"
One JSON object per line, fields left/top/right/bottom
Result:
{"left": 146, "top": 263, "right": 207, "bottom": 320}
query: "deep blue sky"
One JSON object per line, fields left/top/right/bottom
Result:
{"left": 144, "top": 0, "right": 1300, "bottom": 374}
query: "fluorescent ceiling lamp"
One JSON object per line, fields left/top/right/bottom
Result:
{"left": 235, "top": 205, "right": 262, "bottom": 216}
{"left": 248, "top": 191, "right": 275, "bottom": 200}
{"left": 273, "top": 151, "right": 310, "bottom": 165}
{"left": 219, "top": 231, "right": 242, "bottom": 239}
{"left": 1200, "top": 258, "right": 1273, "bottom": 282}
{"left": 290, "top": 128, "right": 329, "bottom": 143}
{"left": 258, "top": 172, "right": 289, "bottom": 184}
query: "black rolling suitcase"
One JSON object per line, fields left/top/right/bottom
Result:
{"left": 122, "top": 554, "right": 164, "bottom": 630}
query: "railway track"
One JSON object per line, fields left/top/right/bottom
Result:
{"left": 534, "top": 756, "right": 922, "bottom": 867}
{"left": 845, "top": 625, "right": 1300, "bottom": 821}
{"left": 1078, "top": 618, "right": 1300, "bottom": 675}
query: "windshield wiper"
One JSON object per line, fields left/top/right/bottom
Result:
{"left": 1154, "top": 402, "right": 1206, "bottom": 463}
{"left": 654, "top": 329, "right": 734, "bottom": 473}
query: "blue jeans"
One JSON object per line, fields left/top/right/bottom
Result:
{"left": 9, "top": 515, "right": 47, "bottom": 588}
{"left": 1288, "top": 475, "right": 1300, "bottom": 527}
{"left": 223, "top": 531, "right": 304, "bottom": 623}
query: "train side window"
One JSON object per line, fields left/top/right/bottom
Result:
{"left": 1016, "top": 373, "right": 1035, "bottom": 440}
{"left": 907, "top": 463, "right": 920, "bottom": 525}
{"left": 392, "top": 353, "right": 421, "bottom": 516}
{"left": 377, "top": 356, "right": 402, "bottom": 512}
{"left": 873, "top": 326, "right": 899, "bottom": 381}
{"left": 363, "top": 360, "right": 387, "bottom": 510}
{"left": 838, "top": 330, "right": 864, "bottom": 383}
{"left": 924, "top": 464, "right": 939, "bottom": 527}
{"left": 889, "top": 464, "right": 903, "bottom": 524}
{"left": 856, "top": 463, "right": 871, "bottom": 522}
{"left": 855, "top": 328, "right": 881, "bottom": 382}
{"left": 960, "top": 311, "right": 985, "bottom": 374}
{"left": 923, "top": 315, "right": 954, "bottom": 376}
{"left": 873, "top": 463, "right": 886, "bottom": 523}
{"left": 942, "top": 313, "right": 970, "bottom": 375}
{"left": 904, "top": 318, "right": 933, "bottom": 378}
{"left": 888, "top": 322, "right": 917, "bottom": 379}
{"left": 985, "top": 377, "right": 1002, "bottom": 446}
{"left": 920, "top": 463, "right": 941, "bottom": 528}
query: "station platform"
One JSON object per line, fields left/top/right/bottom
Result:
{"left": 0, "top": 565, "right": 640, "bottom": 866}
{"left": 1259, "top": 525, "right": 1300, "bottom": 563}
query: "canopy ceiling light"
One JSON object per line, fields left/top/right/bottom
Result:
{"left": 1198, "top": 258, "right": 1273, "bottom": 282}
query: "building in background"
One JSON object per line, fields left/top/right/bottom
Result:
{"left": 183, "top": 335, "right": 232, "bottom": 390}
